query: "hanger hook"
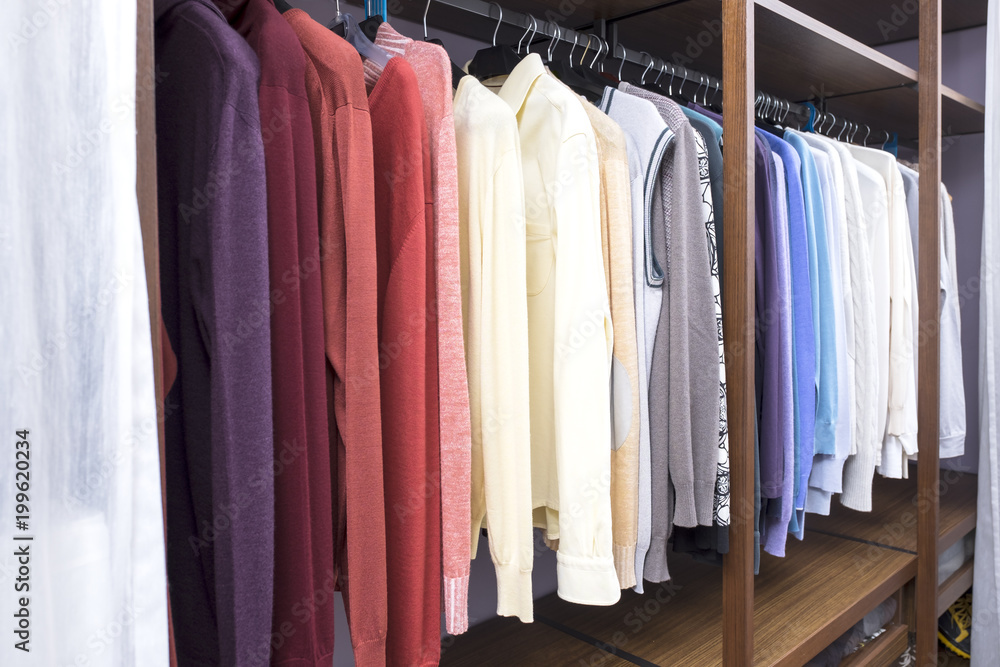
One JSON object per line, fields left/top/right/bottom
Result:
{"left": 423, "top": 0, "right": 432, "bottom": 40}
{"left": 693, "top": 75, "right": 704, "bottom": 104}
{"left": 640, "top": 52, "right": 654, "bottom": 84}
{"left": 568, "top": 31, "right": 579, "bottom": 63}
{"left": 547, "top": 22, "right": 560, "bottom": 61}
{"left": 520, "top": 16, "right": 534, "bottom": 54}
{"left": 487, "top": 2, "right": 501, "bottom": 47}
{"left": 616, "top": 43, "right": 626, "bottom": 80}
{"left": 861, "top": 124, "right": 871, "bottom": 146}
{"left": 703, "top": 76, "right": 711, "bottom": 106}
{"left": 654, "top": 59, "right": 667, "bottom": 85}
{"left": 589, "top": 36, "right": 602, "bottom": 69}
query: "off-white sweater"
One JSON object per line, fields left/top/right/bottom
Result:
{"left": 455, "top": 76, "right": 534, "bottom": 622}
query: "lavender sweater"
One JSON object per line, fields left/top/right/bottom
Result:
{"left": 155, "top": 0, "right": 274, "bottom": 663}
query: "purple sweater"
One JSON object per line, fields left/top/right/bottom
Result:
{"left": 155, "top": 0, "right": 274, "bottom": 663}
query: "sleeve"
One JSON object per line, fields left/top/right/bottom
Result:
{"left": 882, "top": 172, "right": 918, "bottom": 470}
{"left": 476, "top": 146, "right": 535, "bottom": 621}
{"left": 434, "top": 103, "right": 475, "bottom": 637}
{"left": 551, "top": 131, "right": 620, "bottom": 605}
{"left": 203, "top": 107, "right": 274, "bottom": 667}
{"left": 333, "top": 104, "right": 387, "bottom": 665}
{"left": 605, "top": 148, "right": 641, "bottom": 589}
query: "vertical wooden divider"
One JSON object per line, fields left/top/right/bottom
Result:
{"left": 721, "top": 1, "right": 756, "bottom": 664}
{"left": 916, "top": 0, "right": 942, "bottom": 664}
{"left": 136, "top": 0, "right": 176, "bottom": 663}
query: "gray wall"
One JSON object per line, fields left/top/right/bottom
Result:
{"left": 879, "top": 26, "right": 987, "bottom": 474}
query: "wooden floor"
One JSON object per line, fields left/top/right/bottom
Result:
{"left": 443, "top": 473, "right": 977, "bottom": 666}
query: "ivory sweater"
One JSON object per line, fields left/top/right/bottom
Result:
{"left": 455, "top": 75, "right": 534, "bottom": 623}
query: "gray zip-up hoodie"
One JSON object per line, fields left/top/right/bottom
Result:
{"left": 619, "top": 83, "right": 720, "bottom": 584}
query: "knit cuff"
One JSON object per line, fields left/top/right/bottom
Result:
{"left": 351, "top": 636, "right": 387, "bottom": 667}
{"left": 495, "top": 562, "right": 533, "bottom": 623}
{"left": 805, "top": 487, "right": 833, "bottom": 515}
{"left": 444, "top": 572, "right": 470, "bottom": 635}
{"left": 556, "top": 551, "right": 622, "bottom": 605}
{"left": 641, "top": 538, "right": 670, "bottom": 584}
{"left": 940, "top": 431, "right": 966, "bottom": 459}
{"left": 814, "top": 419, "right": 837, "bottom": 456}
{"left": 840, "top": 444, "right": 877, "bottom": 512}
{"left": 671, "top": 479, "right": 698, "bottom": 529}
{"left": 613, "top": 543, "right": 637, "bottom": 589}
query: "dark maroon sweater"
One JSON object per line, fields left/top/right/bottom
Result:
{"left": 214, "top": 0, "right": 335, "bottom": 665}
{"left": 155, "top": 0, "right": 274, "bottom": 664}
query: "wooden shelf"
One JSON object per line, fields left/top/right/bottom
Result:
{"left": 444, "top": 532, "right": 916, "bottom": 666}
{"left": 384, "top": 0, "right": 985, "bottom": 139}
{"left": 937, "top": 559, "right": 974, "bottom": 617}
{"left": 807, "top": 471, "right": 977, "bottom": 553}
{"left": 439, "top": 613, "right": 635, "bottom": 666}
{"left": 839, "top": 623, "right": 909, "bottom": 667}
{"left": 779, "top": 0, "right": 987, "bottom": 46}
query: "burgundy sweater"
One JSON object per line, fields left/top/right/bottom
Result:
{"left": 215, "top": 1, "right": 335, "bottom": 665}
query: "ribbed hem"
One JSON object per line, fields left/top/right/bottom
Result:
{"left": 940, "top": 431, "right": 966, "bottom": 459}
{"left": 805, "top": 487, "right": 833, "bottom": 515}
{"left": 840, "top": 443, "right": 877, "bottom": 512}
{"left": 877, "top": 436, "right": 905, "bottom": 479}
{"left": 808, "top": 454, "right": 846, "bottom": 494}
{"left": 671, "top": 480, "right": 697, "bottom": 528}
{"left": 556, "top": 552, "right": 622, "bottom": 605}
{"left": 272, "top": 652, "right": 334, "bottom": 667}
{"left": 642, "top": 539, "right": 670, "bottom": 584}
{"left": 613, "top": 543, "right": 637, "bottom": 589}
{"left": 444, "top": 573, "right": 470, "bottom": 635}
{"left": 351, "top": 637, "right": 387, "bottom": 667}
{"left": 495, "top": 562, "right": 533, "bottom": 623}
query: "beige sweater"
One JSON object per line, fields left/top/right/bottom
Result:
{"left": 582, "top": 102, "right": 641, "bottom": 589}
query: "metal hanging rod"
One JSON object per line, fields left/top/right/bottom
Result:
{"left": 423, "top": 0, "right": 720, "bottom": 92}
{"left": 419, "top": 0, "right": 891, "bottom": 144}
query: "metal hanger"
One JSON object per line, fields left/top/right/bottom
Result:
{"left": 616, "top": 43, "right": 626, "bottom": 81}
{"left": 517, "top": 16, "right": 538, "bottom": 56}
{"left": 640, "top": 52, "right": 654, "bottom": 84}
{"left": 546, "top": 22, "right": 560, "bottom": 61}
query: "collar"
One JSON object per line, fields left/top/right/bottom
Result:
{"left": 154, "top": 0, "right": 224, "bottom": 23}
{"left": 497, "top": 53, "right": 546, "bottom": 115}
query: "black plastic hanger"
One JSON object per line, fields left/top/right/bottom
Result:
{"left": 421, "top": 0, "right": 466, "bottom": 89}
{"left": 468, "top": 8, "right": 532, "bottom": 81}
{"left": 358, "top": 0, "right": 384, "bottom": 43}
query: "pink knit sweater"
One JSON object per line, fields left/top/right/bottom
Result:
{"left": 375, "top": 23, "right": 473, "bottom": 636}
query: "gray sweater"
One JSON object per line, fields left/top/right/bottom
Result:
{"left": 619, "top": 83, "right": 719, "bottom": 583}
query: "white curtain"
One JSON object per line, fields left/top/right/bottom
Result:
{"left": 974, "top": 0, "right": 1000, "bottom": 662}
{"left": 0, "top": 1, "right": 168, "bottom": 665}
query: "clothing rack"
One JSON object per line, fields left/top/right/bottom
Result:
{"left": 134, "top": 0, "right": 986, "bottom": 665}
{"left": 422, "top": 0, "right": 896, "bottom": 145}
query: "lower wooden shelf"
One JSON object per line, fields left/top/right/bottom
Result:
{"left": 442, "top": 532, "right": 916, "bottom": 666}
{"left": 806, "top": 470, "right": 977, "bottom": 553}
{"left": 839, "top": 623, "right": 909, "bottom": 667}
{"left": 937, "top": 559, "right": 974, "bottom": 617}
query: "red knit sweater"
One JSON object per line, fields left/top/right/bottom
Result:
{"left": 368, "top": 56, "right": 442, "bottom": 667}
{"left": 285, "top": 10, "right": 388, "bottom": 666}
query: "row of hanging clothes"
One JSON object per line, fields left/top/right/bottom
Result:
{"left": 150, "top": 0, "right": 968, "bottom": 665}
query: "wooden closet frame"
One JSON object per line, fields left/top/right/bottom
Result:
{"left": 133, "top": 0, "right": 984, "bottom": 664}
